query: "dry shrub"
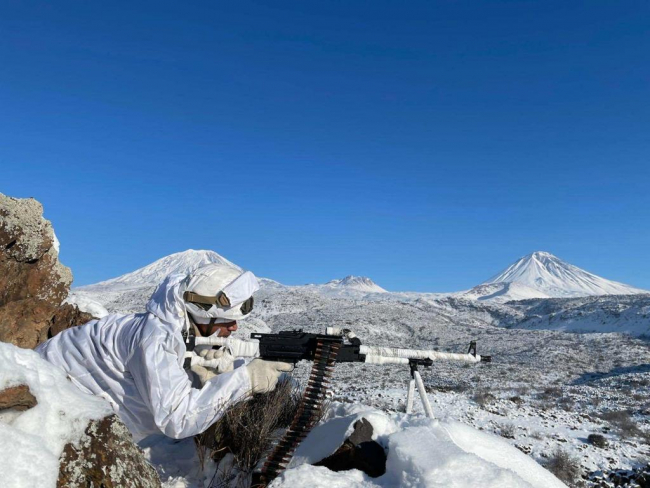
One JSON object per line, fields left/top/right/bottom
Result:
{"left": 509, "top": 396, "right": 524, "bottom": 405}
{"left": 538, "top": 386, "right": 562, "bottom": 401}
{"left": 472, "top": 390, "right": 496, "bottom": 407}
{"left": 587, "top": 433, "right": 607, "bottom": 448}
{"left": 197, "top": 377, "right": 328, "bottom": 486}
{"left": 499, "top": 423, "right": 516, "bottom": 439}
{"left": 530, "top": 430, "right": 544, "bottom": 440}
{"left": 545, "top": 448, "right": 582, "bottom": 486}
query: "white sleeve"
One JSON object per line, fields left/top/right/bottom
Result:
{"left": 128, "top": 332, "right": 251, "bottom": 439}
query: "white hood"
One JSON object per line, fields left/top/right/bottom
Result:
{"left": 146, "top": 273, "right": 191, "bottom": 332}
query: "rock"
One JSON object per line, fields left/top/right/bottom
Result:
{"left": 48, "top": 302, "right": 95, "bottom": 339}
{"left": 57, "top": 414, "right": 161, "bottom": 488}
{"left": 313, "top": 418, "right": 387, "bottom": 478}
{"left": 0, "top": 384, "right": 37, "bottom": 411}
{"left": 515, "top": 444, "right": 532, "bottom": 455}
{"left": 0, "top": 193, "right": 93, "bottom": 348}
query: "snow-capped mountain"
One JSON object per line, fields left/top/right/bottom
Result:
{"left": 325, "top": 275, "right": 387, "bottom": 293}
{"left": 295, "top": 275, "right": 388, "bottom": 299}
{"left": 483, "top": 251, "right": 648, "bottom": 298}
{"left": 71, "top": 250, "right": 243, "bottom": 315}
{"left": 78, "top": 249, "right": 240, "bottom": 292}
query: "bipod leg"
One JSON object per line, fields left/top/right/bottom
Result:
{"left": 408, "top": 359, "right": 434, "bottom": 418}
{"left": 406, "top": 378, "right": 415, "bottom": 414}
{"left": 414, "top": 370, "right": 434, "bottom": 418}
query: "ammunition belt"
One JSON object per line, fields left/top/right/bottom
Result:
{"left": 255, "top": 338, "right": 341, "bottom": 485}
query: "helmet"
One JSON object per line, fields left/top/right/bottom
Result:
{"left": 183, "top": 264, "right": 260, "bottom": 324}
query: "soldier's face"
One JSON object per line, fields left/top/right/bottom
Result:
{"left": 196, "top": 321, "right": 238, "bottom": 337}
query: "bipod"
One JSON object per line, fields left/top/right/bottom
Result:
{"left": 405, "top": 358, "right": 434, "bottom": 418}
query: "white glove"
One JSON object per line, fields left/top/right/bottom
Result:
{"left": 198, "top": 347, "right": 234, "bottom": 373}
{"left": 245, "top": 359, "right": 293, "bottom": 394}
{"left": 191, "top": 364, "right": 217, "bottom": 387}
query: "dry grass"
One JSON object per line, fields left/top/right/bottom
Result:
{"left": 598, "top": 410, "right": 643, "bottom": 438}
{"left": 197, "top": 377, "right": 328, "bottom": 487}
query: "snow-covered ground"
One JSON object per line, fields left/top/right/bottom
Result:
{"left": 0, "top": 342, "right": 112, "bottom": 488}
{"left": 138, "top": 402, "right": 568, "bottom": 488}
{"left": 275, "top": 403, "right": 567, "bottom": 488}
{"left": 67, "top": 249, "right": 650, "bottom": 486}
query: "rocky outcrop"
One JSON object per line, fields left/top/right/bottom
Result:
{"left": 0, "top": 197, "right": 158, "bottom": 486}
{"left": 57, "top": 414, "right": 161, "bottom": 488}
{"left": 0, "top": 193, "right": 93, "bottom": 348}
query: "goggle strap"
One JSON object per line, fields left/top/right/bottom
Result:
{"left": 183, "top": 291, "right": 231, "bottom": 308}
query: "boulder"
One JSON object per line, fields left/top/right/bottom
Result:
{"left": 313, "top": 418, "right": 387, "bottom": 478}
{"left": 0, "top": 193, "right": 93, "bottom": 348}
{"left": 49, "top": 302, "right": 95, "bottom": 338}
{"left": 0, "top": 384, "right": 37, "bottom": 411}
{"left": 57, "top": 414, "right": 161, "bottom": 488}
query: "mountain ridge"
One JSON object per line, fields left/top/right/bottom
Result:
{"left": 324, "top": 275, "right": 387, "bottom": 293}
{"left": 74, "top": 249, "right": 647, "bottom": 300}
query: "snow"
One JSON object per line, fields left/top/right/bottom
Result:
{"left": 51, "top": 229, "right": 60, "bottom": 255}
{"left": 460, "top": 282, "right": 551, "bottom": 303}
{"left": 64, "top": 293, "right": 109, "bottom": 318}
{"left": 140, "top": 434, "right": 208, "bottom": 487}
{"left": 136, "top": 402, "right": 566, "bottom": 488}
{"left": 484, "top": 251, "right": 649, "bottom": 298}
{"left": 0, "top": 342, "right": 112, "bottom": 488}
{"left": 272, "top": 465, "right": 375, "bottom": 487}
{"left": 271, "top": 404, "right": 566, "bottom": 488}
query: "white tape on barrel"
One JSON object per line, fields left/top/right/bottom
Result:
{"left": 363, "top": 355, "right": 409, "bottom": 365}
{"left": 359, "top": 345, "right": 480, "bottom": 363}
{"left": 193, "top": 336, "right": 260, "bottom": 357}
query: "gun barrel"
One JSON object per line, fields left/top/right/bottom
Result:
{"left": 359, "top": 345, "right": 481, "bottom": 363}
{"left": 191, "top": 334, "right": 490, "bottom": 364}
{"left": 363, "top": 355, "right": 409, "bottom": 365}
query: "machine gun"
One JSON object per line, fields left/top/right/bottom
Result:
{"left": 186, "top": 328, "right": 491, "bottom": 484}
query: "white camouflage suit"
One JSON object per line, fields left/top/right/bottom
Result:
{"left": 36, "top": 273, "right": 251, "bottom": 440}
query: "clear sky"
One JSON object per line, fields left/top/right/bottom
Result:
{"left": 1, "top": 1, "right": 649, "bottom": 292}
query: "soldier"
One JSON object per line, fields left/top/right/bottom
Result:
{"left": 37, "top": 263, "right": 290, "bottom": 440}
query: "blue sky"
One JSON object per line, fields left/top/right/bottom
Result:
{"left": 1, "top": 1, "right": 649, "bottom": 291}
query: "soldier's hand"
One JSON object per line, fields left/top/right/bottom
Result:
{"left": 198, "top": 347, "right": 234, "bottom": 373}
{"left": 245, "top": 359, "right": 293, "bottom": 394}
{"left": 191, "top": 364, "right": 217, "bottom": 387}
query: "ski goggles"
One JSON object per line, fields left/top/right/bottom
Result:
{"left": 183, "top": 270, "right": 258, "bottom": 319}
